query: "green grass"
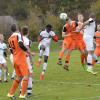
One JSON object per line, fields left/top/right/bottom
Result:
{"left": 0, "top": 50, "right": 100, "bottom": 100}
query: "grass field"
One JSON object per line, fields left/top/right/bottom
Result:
{"left": 0, "top": 50, "right": 100, "bottom": 100}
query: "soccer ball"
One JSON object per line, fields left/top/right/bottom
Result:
{"left": 59, "top": 13, "right": 68, "bottom": 20}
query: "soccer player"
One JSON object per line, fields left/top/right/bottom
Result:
{"left": 94, "top": 25, "right": 100, "bottom": 61}
{"left": 21, "top": 26, "right": 35, "bottom": 96}
{"left": 7, "top": 24, "right": 29, "bottom": 99}
{"left": 80, "top": 13, "right": 98, "bottom": 74}
{"left": 0, "top": 33, "right": 8, "bottom": 82}
{"left": 37, "top": 24, "right": 58, "bottom": 80}
{"left": 74, "top": 13, "right": 87, "bottom": 67}
{"left": 57, "top": 17, "right": 78, "bottom": 70}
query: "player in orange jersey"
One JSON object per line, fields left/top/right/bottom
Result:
{"left": 94, "top": 24, "right": 100, "bottom": 63}
{"left": 57, "top": 17, "right": 78, "bottom": 70}
{"left": 7, "top": 24, "right": 30, "bottom": 99}
{"left": 74, "top": 14, "right": 87, "bottom": 67}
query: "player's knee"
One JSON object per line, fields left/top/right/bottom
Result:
{"left": 40, "top": 45, "right": 45, "bottom": 51}
{"left": 44, "top": 56, "right": 48, "bottom": 63}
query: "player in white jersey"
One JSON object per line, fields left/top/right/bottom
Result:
{"left": 21, "top": 26, "right": 35, "bottom": 96}
{"left": 80, "top": 13, "right": 98, "bottom": 74}
{"left": 0, "top": 33, "right": 8, "bottom": 82}
{"left": 37, "top": 24, "right": 58, "bottom": 80}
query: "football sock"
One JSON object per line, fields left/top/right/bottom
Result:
{"left": 4, "top": 69, "right": 7, "bottom": 81}
{"left": 92, "top": 54, "right": 98, "bottom": 62}
{"left": 43, "top": 63, "right": 47, "bottom": 71}
{"left": 59, "top": 51, "right": 64, "bottom": 59}
{"left": 9, "top": 79, "right": 20, "bottom": 95}
{"left": 87, "top": 54, "right": 93, "bottom": 68}
{"left": 27, "top": 77, "right": 32, "bottom": 94}
{"left": 12, "top": 70, "right": 16, "bottom": 78}
{"left": 21, "top": 79, "right": 28, "bottom": 96}
{"left": 0, "top": 69, "right": 2, "bottom": 80}
{"left": 84, "top": 54, "right": 87, "bottom": 63}
{"left": 39, "top": 50, "right": 44, "bottom": 58}
{"left": 65, "top": 54, "right": 70, "bottom": 63}
{"left": 81, "top": 54, "right": 84, "bottom": 64}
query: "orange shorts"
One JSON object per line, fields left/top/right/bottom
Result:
{"left": 94, "top": 47, "right": 100, "bottom": 56}
{"left": 14, "top": 59, "right": 29, "bottom": 77}
{"left": 62, "top": 38, "right": 73, "bottom": 50}
{"left": 75, "top": 40, "right": 86, "bottom": 51}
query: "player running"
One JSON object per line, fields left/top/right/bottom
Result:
{"left": 0, "top": 33, "right": 8, "bottom": 82}
{"left": 7, "top": 24, "right": 30, "bottom": 99}
{"left": 79, "top": 13, "right": 98, "bottom": 74}
{"left": 37, "top": 24, "right": 58, "bottom": 80}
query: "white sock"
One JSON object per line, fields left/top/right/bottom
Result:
{"left": 27, "top": 77, "right": 32, "bottom": 94}
{"left": 87, "top": 54, "right": 93, "bottom": 69}
{"left": 11, "top": 70, "right": 16, "bottom": 78}
{"left": 87, "top": 54, "right": 92, "bottom": 64}
{"left": 43, "top": 63, "right": 47, "bottom": 71}
{"left": 92, "top": 54, "right": 97, "bottom": 61}
{"left": 39, "top": 50, "right": 44, "bottom": 58}
{"left": 4, "top": 69, "right": 7, "bottom": 81}
{"left": 0, "top": 69, "right": 2, "bottom": 80}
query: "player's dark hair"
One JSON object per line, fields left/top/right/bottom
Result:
{"left": 46, "top": 24, "right": 52, "bottom": 29}
{"left": 21, "top": 26, "right": 29, "bottom": 35}
{"left": 11, "top": 24, "right": 17, "bottom": 32}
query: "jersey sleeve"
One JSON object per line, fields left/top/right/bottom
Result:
{"left": 17, "top": 33, "right": 23, "bottom": 42}
{"left": 24, "top": 37, "right": 30, "bottom": 46}
{"left": 3, "top": 43, "right": 7, "bottom": 49}
{"left": 62, "top": 25, "right": 67, "bottom": 32}
{"left": 50, "top": 31, "right": 56, "bottom": 36}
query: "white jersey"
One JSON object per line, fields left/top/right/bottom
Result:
{"left": 0, "top": 42, "right": 7, "bottom": 57}
{"left": 23, "top": 36, "right": 30, "bottom": 46}
{"left": 84, "top": 18, "right": 96, "bottom": 37}
{"left": 39, "top": 30, "right": 56, "bottom": 47}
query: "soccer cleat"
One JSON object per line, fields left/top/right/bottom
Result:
{"left": 27, "top": 93, "right": 32, "bottom": 96}
{"left": 63, "top": 64, "right": 69, "bottom": 71}
{"left": 4, "top": 80, "right": 8, "bottom": 83}
{"left": 7, "top": 93, "right": 14, "bottom": 98}
{"left": 37, "top": 60, "right": 42, "bottom": 68}
{"left": 57, "top": 60, "right": 62, "bottom": 65}
{"left": 87, "top": 68, "right": 97, "bottom": 75}
{"left": 19, "top": 94, "right": 26, "bottom": 99}
{"left": 96, "top": 61, "right": 100, "bottom": 64}
{"left": 11, "top": 77, "right": 15, "bottom": 80}
{"left": 40, "top": 73, "right": 44, "bottom": 80}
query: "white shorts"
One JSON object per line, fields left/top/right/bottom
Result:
{"left": 38, "top": 44, "right": 50, "bottom": 56}
{"left": 83, "top": 35, "right": 94, "bottom": 51}
{"left": 26, "top": 57, "right": 33, "bottom": 74}
{"left": 0, "top": 56, "right": 6, "bottom": 64}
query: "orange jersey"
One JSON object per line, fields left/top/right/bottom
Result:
{"left": 95, "top": 31, "right": 100, "bottom": 46}
{"left": 62, "top": 21, "right": 77, "bottom": 50}
{"left": 73, "top": 22, "right": 83, "bottom": 40}
{"left": 63, "top": 21, "right": 77, "bottom": 41}
{"left": 8, "top": 32, "right": 26, "bottom": 63}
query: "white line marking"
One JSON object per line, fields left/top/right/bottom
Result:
{"left": 35, "top": 80, "right": 100, "bottom": 86}
{"left": 70, "top": 96, "right": 100, "bottom": 100}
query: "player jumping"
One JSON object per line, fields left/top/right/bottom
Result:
{"left": 37, "top": 24, "right": 58, "bottom": 80}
